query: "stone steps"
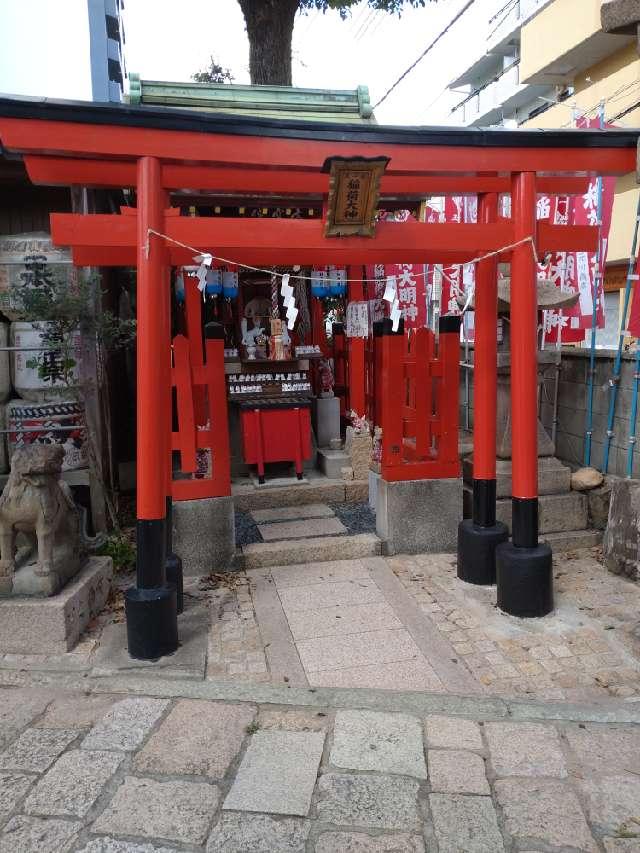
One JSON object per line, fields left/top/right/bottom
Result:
{"left": 240, "top": 533, "right": 382, "bottom": 570}
{"left": 463, "top": 487, "right": 589, "bottom": 534}
{"left": 544, "top": 529, "right": 602, "bottom": 551}
{"left": 233, "top": 478, "right": 367, "bottom": 512}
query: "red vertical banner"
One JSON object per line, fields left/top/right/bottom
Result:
{"left": 384, "top": 263, "right": 428, "bottom": 329}
{"left": 628, "top": 255, "right": 640, "bottom": 337}
{"left": 540, "top": 116, "right": 617, "bottom": 344}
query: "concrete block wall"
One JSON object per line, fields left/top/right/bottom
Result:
{"left": 459, "top": 348, "right": 640, "bottom": 478}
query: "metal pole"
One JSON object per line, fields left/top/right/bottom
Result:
{"left": 603, "top": 192, "right": 640, "bottom": 472}
{"left": 626, "top": 348, "right": 640, "bottom": 477}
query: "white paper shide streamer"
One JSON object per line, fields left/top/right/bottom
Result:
{"left": 384, "top": 274, "right": 402, "bottom": 332}
{"left": 281, "top": 273, "right": 298, "bottom": 330}
{"left": 193, "top": 253, "right": 213, "bottom": 294}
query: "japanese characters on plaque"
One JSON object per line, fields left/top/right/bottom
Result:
{"left": 227, "top": 371, "right": 311, "bottom": 397}
{"left": 346, "top": 301, "right": 370, "bottom": 338}
{"left": 323, "top": 156, "right": 389, "bottom": 237}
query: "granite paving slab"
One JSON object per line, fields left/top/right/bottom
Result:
{"left": 0, "top": 727, "right": 78, "bottom": 773}
{"left": 279, "top": 578, "right": 384, "bottom": 613}
{"left": 0, "top": 687, "right": 57, "bottom": 748}
{"left": 484, "top": 721, "right": 567, "bottom": 777}
{"left": 296, "top": 628, "right": 422, "bottom": 672}
{"left": 81, "top": 697, "right": 169, "bottom": 752}
{"left": 578, "top": 774, "right": 640, "bottom": 833}
{"left": 206, "top": 813, "right": 310, "bottom": 852}
{"left": 223, "top": 730, "right": 325, "bottom": 816}
{"left": 429, "top": 794, "right": 504, "bottom": 853}
{"left": 308, "top": 657, "right": 444, "bottom": 691}
{"left": 0, "top": 814, "right": 80, "bottom": 853}
{"left": 315, "top": 833, "right": 425, "bottom": 853}
{"left": 24, "top": 749, "right": 124, "bottom": 818}
{"left": 495, "top": 778, "right": 597, "bottom": 852}
{"left": 0, "top": 771, "right": 33, "bottom": 823}
{"left": 316, "top": 773, "right": 421, "bottom": 830}
{"left": 285, "top": 601, "right": 402, "bottom": 641}
{"left": 77, "top": 840, "right": 180, "bottom": 853}
{"left": 427, "top": 749, "right": 490, "bottom": 794}
{"left": 92, "top": 776, "right": 220, "bottom": 845}
{"left": 330, "top": 710, "right": 427, "bottom": 778}
{"left": 258, "top": 517, "right": 347, "bottom": 541}
{"left": 35, "top": 694, "right": 117, "bottom": 729}
{"left": 424, "top": 716, "right": 483, "bottom": 751}
{"left": 134, "top": 699, "right": 255, "bottom": 779}
{"left": 267, "top": 559, "right": 370, "bottom": 590}
{"left": 251, "top": 504, "right": 335, "bottom": 523}
{"left": 564, "top": 724, "right": 640, "bottom": 776}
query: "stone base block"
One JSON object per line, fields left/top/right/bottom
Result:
{"left": 377, "top": 478, "right": 462, "bottom": 555}
{"left": 312, "top": 396, "right": 341, "bottom": 449}
{"left": 464, "top": 488, "right": 588, "bottom": 535}
{"left": 463, "top": 456, "right": 571, "bottom": 498}
{"left": 172, "top": 496, "right": 235, "bottom": 577}
{"left": 317, "top": 447, "right": 350, "bottom": 479}
{"left": 369, "top": 469, "right": 380, "bottom": 511}
{"left": 0, "top": 556, "right": 112, "bottom": 654}
{"left": 603, "top": 478, "right": 640, "bottom": 583}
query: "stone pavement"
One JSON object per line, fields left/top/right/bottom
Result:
{"left": 207, "top": 547, "right": 640, "bottom": 703}
{"left": 1, "top": 544, "right": 639, "bottom": 705}
{"left": 1, "top": 677, "right": 640, "bottom": 852}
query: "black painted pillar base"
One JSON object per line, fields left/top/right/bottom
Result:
{"left": 125, "top": 585, "right": 178, "bottom": 660}
{"left": 495, "top": 541, "right": 553, "bottom": 617}
{"left": 457, "top": 519, "right": 509, "bottom": 585}
{"left": 165, "top": 498, "right": 184, "bottom": 615}
{"left": 125, "top": 517, "right": 179, "bottom": 660}
{"left": 457, "top": 478, "right": 508, "bottom": 585}
{"left": 496, "top": 496, "right": 553, "bottom": 617}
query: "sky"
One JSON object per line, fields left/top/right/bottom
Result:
{"left": 123, "top": 0, "right": 484, "bottom": 126}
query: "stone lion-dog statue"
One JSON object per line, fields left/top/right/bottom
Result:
{"left": 0, "top": 444, "right": 81, "bottom": 597}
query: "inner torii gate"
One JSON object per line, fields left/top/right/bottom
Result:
{"left": 0, "top": 96, "right": 635, "bottom": 659}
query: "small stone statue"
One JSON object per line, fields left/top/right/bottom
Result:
{"left": 318, "top": 358, "right": 335, "bottom": 397}
{"left": 0, "top": 444, "right": 81, "bottom": 597}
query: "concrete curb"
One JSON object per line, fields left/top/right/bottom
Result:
{"left": 88, "top": 674, "right": 640, "bottom": 725}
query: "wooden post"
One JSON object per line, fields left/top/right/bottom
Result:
{"left": 124, "top": 156, "right": 178, "bottom": 660}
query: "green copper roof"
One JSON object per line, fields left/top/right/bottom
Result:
{"left": 127, "top": 74, "right": 375, "bottom": 123}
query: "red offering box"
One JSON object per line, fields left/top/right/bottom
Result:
{"left": 239, "top": 398, "right": 312, "bottom": 482}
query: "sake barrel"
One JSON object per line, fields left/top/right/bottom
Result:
{"left": 0, "top": 323, "right": 11, "bottom": 404}
{"left": 7, "top": 398, "right": 88, "bottom": 471}
{"left": 0, "top": 404, "right": 8, "bottom": 475}
{"left": 0, "top": 232, "right": 75, "bottom": 320}
{"left": 10, "top": 322, "right": 81, "bottom": 402}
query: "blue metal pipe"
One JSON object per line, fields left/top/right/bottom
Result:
{"left": 603, "top": 193, "right": 640, "bottom": 472}
{"left": 627, "top": 347, "right": 640, "bottom": 477}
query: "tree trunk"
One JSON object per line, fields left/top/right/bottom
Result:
{"left": 237, "top": 0, "right": 299, "bottom": 86}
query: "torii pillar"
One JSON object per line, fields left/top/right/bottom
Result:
{"left": 457, "top": 193, "right": 508, "bottom": 584}
{"left": 496, "top": 172, "right": 553, "bottom": 617}
{"left": 124, "top": 156, "right": 179, "bottom": 658}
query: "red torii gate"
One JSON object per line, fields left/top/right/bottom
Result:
{"left": 0, "top": 97, "right": 635, "bottom": 658}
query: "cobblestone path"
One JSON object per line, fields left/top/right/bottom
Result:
{"left": 0, "top": 681, "right": 639, "bottom": 852}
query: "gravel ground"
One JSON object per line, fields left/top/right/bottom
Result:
{"left": 330, "top": 501, "right": 376, "bottom": 535}
{"left": 235, "top": 509, "right": 262, "bottom": 547}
